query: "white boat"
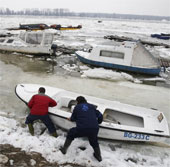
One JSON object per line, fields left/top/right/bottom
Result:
{"left": 15, "top": 83, "right": 170, "bottom": 143}
{"left": 0, "top": 30, "right": 55, "bottom": 55}
{"left": 75, "top": 41, "right": 161, "bottom": 75}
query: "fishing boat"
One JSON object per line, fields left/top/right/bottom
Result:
{"left": 50, "top": 24, "right": 82, "bottom": 30}
{"left": 7, "top": 23, "right": 49, "bottom": 31}
{"left": 0, "top": 30, "right": 55, "bottom": 55}
{"left": 15, "top": 83, "right": 170, "bottom": 143}
{"left": 75, "top": 41, "right": 161, "bottom": 75}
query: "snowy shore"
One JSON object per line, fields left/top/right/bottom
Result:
{"left": 0, "top": 114, "right": 170, "bottom": 167}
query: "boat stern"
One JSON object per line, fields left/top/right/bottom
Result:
{"left": 15, "top": 83, "right": 64, "bottom": 104}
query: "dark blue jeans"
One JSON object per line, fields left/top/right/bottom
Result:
{"left": 25, "top": 114, "right": 56, "bottom": 134}
{"left": 67, "top": 127, "right": 99, "bottom": 149}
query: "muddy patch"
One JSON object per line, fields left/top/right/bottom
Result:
{"left": 0, "top": 144, "right": 87, "bottom": 167}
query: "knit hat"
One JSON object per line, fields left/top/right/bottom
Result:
{"left": 76, "top": 96, "right": 87, "bottom": 104}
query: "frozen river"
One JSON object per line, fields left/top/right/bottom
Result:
{"left": 0, "top": 52, "right": 170, "bottom": 123}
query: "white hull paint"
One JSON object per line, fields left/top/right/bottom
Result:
{"left": 49, "top": 112, "right": 168, "bottom": 142}
{"left": 15, "top": 83, "right": 170, "bottom": 143}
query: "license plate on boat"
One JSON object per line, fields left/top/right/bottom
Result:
{"left": 124, "top": 132, "right": 150, "bottom": 140}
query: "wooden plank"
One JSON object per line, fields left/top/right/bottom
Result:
{"left": 159, "top": 58, "right": 170, "bottom": 67}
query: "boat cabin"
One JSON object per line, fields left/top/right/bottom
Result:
{"left": 88, "top": 41, "right": 159, "bottom": 68}
{"left": 18, "top": 31, "right": 54, "bottom": 46}
{"left": 53, "top": 95, "right": 144, "bottom": 128}
{"left": 0, "top": 30, "right": 54, "bottom": 46}
{"left": 76, "top": 41, "right": 161, "bottom": 75}
{"left": 0, "top": 30, "right": 55, "bottom": 55}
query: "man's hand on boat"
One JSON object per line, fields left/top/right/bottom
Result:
{"left": 67, "top": 117, "right": 71, "bottom": 121}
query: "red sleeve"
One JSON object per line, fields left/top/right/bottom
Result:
{"left": 28, "top": 96, "right": 34, "bottom": 108}
{"left": 49, "top": 98, "right": 57, "bottom": 107}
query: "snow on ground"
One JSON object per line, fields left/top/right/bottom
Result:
{"left": 81, "top": 68, "right": 141, "bottom": 83}
{"left": 0, "top": 114, "right": 170, "bottom": 167}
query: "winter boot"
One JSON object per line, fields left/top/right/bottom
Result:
{"left": 60, "top": 138, "right": 72, "bottom": 154}
{"left": 51, "top": 131, "right": 58, "bottom": 138}
{"left": 93, "top": 147, "right": 102, "bottom": 162}
{"left": 28, "top": 123, "right": 34, "bottom": 136}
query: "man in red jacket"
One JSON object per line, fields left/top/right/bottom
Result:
{"left": 25, "top": 87, "right": 57, "bottom": 137}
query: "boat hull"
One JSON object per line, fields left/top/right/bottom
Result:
{"left": 151, "top": 34, "right": 170, "bottom": 40}
{"left": 49, "top": 112, "right": 168, "bottom": 143}
{"left": 15, "top": 83, "right": 170, "bottom": 143}
{"left": 76, "top": 53, "right": 161, "bottom": 75}
{"left": 0, "top": 45, "right": 51, "bottom": 55}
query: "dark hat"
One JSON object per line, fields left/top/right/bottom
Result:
{"left": 39, "top": 87, "right": 45, "bottom": 93}
{"left": 76, "top": 96, "right": 87, "bottom": 104}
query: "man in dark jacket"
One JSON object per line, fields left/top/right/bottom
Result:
{"left": 60, "top": 96, "right": 103, "bottom": 162}
{"left": 25, "top": 87, "right": 57, "bottom": 137}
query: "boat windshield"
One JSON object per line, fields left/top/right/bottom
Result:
{"left": 26, "top": 33, "right": 42, "bottom": 44}
{"left": 19, "top": 31, "right": 53, "bottom": 45}
{"left": 103, "top": 108, "right": 144, "bottom": 127}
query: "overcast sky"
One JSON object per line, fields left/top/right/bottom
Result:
{"left": 0, "top": 0, "right": 170, "bottom": 17}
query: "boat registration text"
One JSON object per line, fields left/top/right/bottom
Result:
{"left": 124, "top": 132, "right": 150, "bottom": 140}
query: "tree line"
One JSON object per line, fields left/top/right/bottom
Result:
{"left": 0, "top": 8, "right": 169, "bottom": 21}
{"left": 0, "top": 8, "right": 71, "bottom": 16}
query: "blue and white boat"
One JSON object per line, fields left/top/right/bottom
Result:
{"left": 75, "top": 41, "right": 161, "bottom": 75}
{"left": 15, "top": 83, "right": 170, "bottom": 143}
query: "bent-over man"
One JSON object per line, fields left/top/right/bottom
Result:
{"left": 25, "top": 87, "right": 57, "bottom": 137}
{"left": 60, "top": 96, "right": 103, "bottom": 162}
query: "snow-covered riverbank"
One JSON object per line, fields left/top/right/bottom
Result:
{"left": 0, "top": 115, "right": 170, "bottom": 167}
